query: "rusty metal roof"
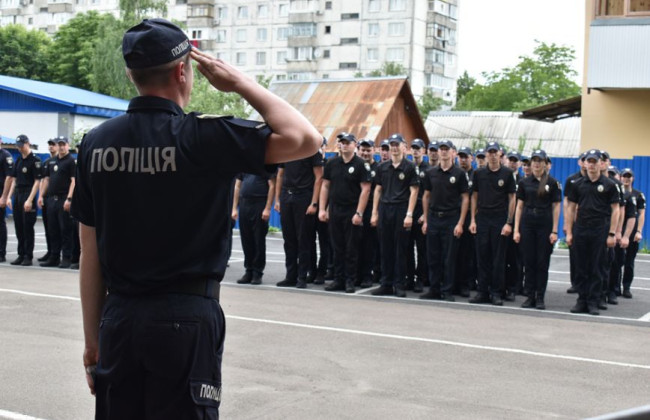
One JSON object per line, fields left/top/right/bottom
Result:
{"left": 251, "top": 77, "right": 427, "bottom": 152}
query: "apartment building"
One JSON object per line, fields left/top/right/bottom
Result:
{"left": 0, "top": 0, "right": 458, "bottom": 101}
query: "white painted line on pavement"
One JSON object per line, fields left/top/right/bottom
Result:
{"left": 639, "top": 312, "right": 650, "bottom": 322}
{"left": 0, "top": 409, "right": 49, "bottom": 420}
{"left": 228, "top": 315, "right": 650, "bottom": 370}
{"left": 0, "top": 289, "right": 79, "bottom": 301}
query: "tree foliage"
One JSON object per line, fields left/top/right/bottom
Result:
{"left": 119, "top": 0, "right": 168, "bottom": 23}
{"left": 455, "top": 71, "right": 476, "bottom": 104}
{"left": 356, "top": 61, "right": 408, "bottom": 78}
{"left": 417, "top": 88, "right": 448, "bottom": 120}
{"left": 455, "top": 41, "right": 580, "bottom": 111}
{"left": 0, "top": 24, "right": 51, "bottom": 80}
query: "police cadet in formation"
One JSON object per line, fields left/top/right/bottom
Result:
{"left": 3, "top": 135, "right": 42, "bottom": 266}
{"left": 406, "top": 138, "right": 429, "bottom": 292}
{"left": 474, "top": 148, "right": 487, "bottom": 169}
{"left": 505, "top": 150, "right": 524, "bottom": 299}
{"left": 274, "top": 133, "right": 323, "bottom": 289}
{"left": 513, "top": 150, "right": 561, "bottom": 310}
{"left": 71, "top": 18, "right": 320, "bottom": 419}
{"left": 621, "top": 168, "right": 645, "bottom": 299}
{"left": 419, "top": 139, "right": 469, "bottom": 301}
{"left": 356, "top": 138, "right": 380, "bottom": 288}
{"left": 0, "top": 144, "right": 14, "bottom": 263}
{"left": 231, "top": 168, "right": 276, "bottom": 285}
{"left": 469, "top": 141, "right": 516, "bottom": 305}
{"left": 38, "top": 136, "right": 76, "bottom": 268}
{"left": 318, "top": 132, "right": 371, "bottom": 293}
{"left": 427, "top": 141, "right": 439, "bottom": 167}
{"left": 565, "top": 150, "right": 619, "bottom": 316}
{"left": 563, "top": 152, "right": 586, "bottom": 294}
{"left": 311, "top": 138, "right": 333, "bottom": 284}
{"left": 599, "top": 151, "right": 626, "bottom": 308}
{"left": 379, "top": 139, "right": 390, "bottom": 162}
{"left": 521, "top": 155, "right": 532, "bottom": 177}
{"left": 38, "top": 138, "right": 58, "bottom": 263}
{"left": 605, "top": 164, "right": 628, "bottom": 305}
{"left": 454, "top": 146, "right": 476, "bottom": 295}
{"left": 371, "top": 134, "right": 419, "bottom": 297}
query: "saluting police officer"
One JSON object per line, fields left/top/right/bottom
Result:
{"left": 356, "top": 138, "right": 380, "bottom": 288}
{"left": 454, "top": 146, "right": 476, "bottom": 296}
{"left": 371, "top": 133, "right": 419, "bottom": 297}
{"left": 469, "top": 141, "right": 516, "bottom": 305}
{"left": 71, "top": 18, "right": 321, "bottom": 418}
{"left": 38, "top": 136, "right": 76, "bottom": 268}
{"left": 621, "top": 168, "right": 645, "bottom": 299}
{"left": 37, "top": 139, "right": 58, "bottom": 263}
{"left": 5, "top": 135, "right": 41, "bottom": 266}
{"left": 319, "top": 132, "right": 371, "bottom": 293}
{"left": 406, "top": 138, "right": 429, "bottom": 292}
{"left": 419, "top": 139, "right": 469, "bottom": 301}
{"left": 565, "top": 149, "right": 619, "bottom": 315}
{"left": 0, "top": 144, "right": 14, "bottom": 263}
{"left": 513, "top": 150, "right": 561, "bottom": 309}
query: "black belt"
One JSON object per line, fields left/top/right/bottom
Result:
{"left": 525, "top": 207, "right": 549, "bottom": 215}
{"left": 577, "top": 218, "right": 609, "bottom": 228}
{"left": 159, "top": 278, "right": 221, "bottom": 301}
{"left": 50, "top": 194, "right": 67, "bottom": 200}
{"left": 285, "top": 188, "right": 311, "bottom": 195}
{"left": 430, "top": 210, "right": 459, "bottom": 218}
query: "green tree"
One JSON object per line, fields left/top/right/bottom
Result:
{"left": 186, "top": 69, "right": 249, "bottom": 117}
{"left": 455, "top": 71, "right": 476, "bottom": 104}
{"left": 119, "top": 0, "right": 168, "bottom": 23}
{"left": 0, "top": 25, "right": 51, "bottom": 80}
{"left": 455, "top": 41, "right": 580, "bottom": 111}
{"left": 356, "top": 62, "right": 408, "bottom": 78}
{"left": 417, "top": 88, "right": 447, "bottom": 120}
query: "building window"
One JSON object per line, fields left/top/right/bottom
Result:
{"left": 386, "top": 47, "right": 404, "bottom": 62}
{"left": 236, "top": 29, "right": 247, "bottom": 42}
{"left": 425, "top": 48, "right": 445, "bottom": 65}
{"left": 368, "top": 22, "right": 379, "bottom": 36}
{"left": 276, "top": 74, "right": 287, "bottom": 81}
{"left": 176, "top": 0, "right": 187, "bottom": 3}
{"left": 236, "top": 52, "right": 247, "bottom": 66}
{"left": 257, "top": 28, "right": 268, "bottom": 41}
{"left": 340, "top": 37, "right": 359, "bottom": 45}
{"left": 426, "top": 23, "right": 434, "bottom": 38}
{"left": 216, "top": 30, "right": 227, "bottom": 43}
{"left": 216, "top": 52, "right": 229, "bottom": 61}
{"left": 238, "top": 6, "right": 248, "bottom": 18}
{"left": 28, "top": 17, "right": 33, "bottom": 24}
{"left": 292, "top": 23, "right": 317, "bottom": 37}
{"left": 369, "top": 0, "right": 380, "bottom": 12}
{"left": 188, "top": 5, "right": 213, "bottom": 17}
{"left": 322, "top": 73, "right": 329, "bottom": 79}
{"left": 325, "top": 25, "right": 331, "bottom": 34}
{"left": 277, "top": 50, "right": 288, "bottom": 63}
{"left": 341, "top": 13, "right": 359, "bottom": 19}
{"left": 218, "top": 6, "right": 228, "bottom": 19}
{"left": 367, "top": 48, "right": 379, "bottom": 61}
{"left": 277, "top": 27, "right": 290, "bottom": 40}
{"left": 596, "top": 0, "right": 650, "bottom": 16}
{"left": 388, "top": 22, "right": 405, "bottom": 36}
{"left": 192, "top": 30, "right": 202, "bottom": 39}
{"left": 291, "top": 0, "right": 315, "bottom": 11}
{"left": 325, "top": 1, "right": 332, "bottom": 9}
{"left": 257, "top": 4, "right": 268, "bottom": 18}
{"left": 278, "top": 3, "right": 289, "bottom": 16}
{"left": 388, "top": 0, "right": 406, "bottom": 11}
{"left": 323, "top": 49, "right": 330, "bottom": 58}
{"left": 428, "top": 0, "right": 435, "bottom": 10}
{"left": 293, "top": 47, "right": 313, "bottom": 61}
{"left": 339, "top": 62, "right": 358, "bottom": 69}
{"left": 256, "top": 51, "right": 267, "bottom": 65}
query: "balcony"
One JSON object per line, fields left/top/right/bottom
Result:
{"left": 288, "top": 11, "right": 317, "bottom": 23}
{"left": 196, "top": 39, "right": 216, "bottom": 51}
{"left": 287, "top": 36, "right": 317, "bottom": 48}
{"left": 187, "top": 0, "right": 212, "bottom": 3}
{"left": 47, "top": 1, "right": 72, "bottom": 13}
{"left": 1, "top": 8, "right": 20, "bottom": 15}
{"left": 286, "top": 60, "right": 319, "bottom": 72}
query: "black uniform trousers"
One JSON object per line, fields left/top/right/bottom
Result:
{"left": 357, "top": 207, "right": 378, "bottom": 285}
{"left": 573, "top": 221, "right": 608, "bottom": 307}
{"left": 505, "top": 236, "right": 524, "bottom": 294}
{"left": 426, "top": 211, "right": 460, "bottom": 295}
{"left": 475, "top": 210, "right": 508, "bottom": 296}
{"left": 280, "top": 189, "right": 315, "bottom": 281}
{"left": 0, "top": 206, "right": 6, "bottom": 258}
{"left": 312, "top": 218, "right": 332, "bottom": 276}
{"left": 378, "top": 202, "right": 410, "bottom": 289}
{"left": 238, "top": 197, "right": 269, "bottom": 277}
{"left": 608, "top": 245, "right": 625, "bottom": 294}
{"left": 329, "top": 204, "right": 362, "bottom": 286}
{"left": 13, "top": 189, "right": 37, "bottom": 259}
{"left": 520, "top": 210, "right": 553, "bottom": 299}
{"left": 623, "top": 235, "right": 639, "bottom": 291}
{"left": 42, "top": 199, "right": 51, "bottom": 256}
{"left": 96, "top": 292, "right": 224, "bottom": 420}
{"left": 568, "top": 237, "right": 578, "bottom": 287}
{"left": 406, "top": 204, "right": 427, "bottom": 287}
{"left": 455, "top": 216, "right": 476, "bottom": 292}
{"left": 46, "top": 196, "right": 74, "bottom": 260}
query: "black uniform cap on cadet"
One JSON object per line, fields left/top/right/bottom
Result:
{"left": 388, "top": 133, "right": 405, "bottom": 144}
{"left": 122, "top": 18, "right": 191, "bottom": 69}
{"left": 506, "top": 151, "right": 520, "bottom": 161}
{"left": 600, "top": 150, "right": 611, "bottom": 161}
{"left": 520, "top": 155, "right": 530, "bottom": 163}
{"left": 621, "top": 168, "right": 634, "bottom": 177}
{"left": 584, "top": 149, "right": 602, "bottom": 161}
{"left": 15, "top": 134, "right": 29, "bottom": 146}
{"left": 531, "top": 149, "right": 547, "bottom": 161}
{"left": 359, "top": 138, "right": 374, "bottom": 147}
{"left": 47, "top": 139, "right": 56, "bottom": 146}
{"left": 411, "top": 138, "right": 426, "bottom": 149}
{"left": 380, "top": 139, "right": 390, "bottom": 149}
{"left": 608, "top": 165, "right": 619, "bottom": 176}
{"left": 486, "top": 141, "right": 500, "bottom": 152}
{"left": 57, "top": 136, "right": 69, "bottom": 144}
{"left": 437, "top": 139, "right": 454, "bottom": 149}
{"left": 580, "top": 151, "right": 588, "bottom": 161}
{"left": 475, "top": 148, "right": 486, "bottom": 158}
{"left": 458, "top": 146, "right": 473, "bottom": 156}
{"left": 337, "top": 132, "right": 357, "bottom": 143}
{"left": 428, "top": 141, "right": 439, "bottom": 151}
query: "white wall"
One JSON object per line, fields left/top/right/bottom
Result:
{"left": 0, "top": 112, "right": 59, "bottom": 152}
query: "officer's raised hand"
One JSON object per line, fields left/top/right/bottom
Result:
{"left": 191, "top": 48, "right": 247, "bottom": 93}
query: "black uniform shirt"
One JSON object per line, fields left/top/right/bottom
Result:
{"left": 564, "top": 171, "right": 583, "bottom": 200}
{"left": 472, "top": 165, "right": 516, "bottom": 211}
{"left": 12, "top": 152, "right": 42, "bottom": 189}
{"left": 516, "top": 174, "right": 562, "bottom": 210}
{"left": 624, "top": 189, "right": 646, "bottom": 231}
{"left": 280, "top": 151, "right": 323, "bottom": 191}
{"left": 375, "top": 158, "right": 418, "bottom": 204}
{"left": 47, "top": 153, "right": 76, "bottom": 196}
{"left": 239, "top": 171, "right": 275, "bottom": 199}
{"left": 0, "top": 149, "right": 14, "bottom": 195}
{"left": 72, "top": 95, "right": 272, "bottom": 295}
{"left": 609, "top": 174, "right": 626, "bottom": 207}
{"left": 568, "top": 174, "right": 619, "bottom": 224}
{"left": 323, "top": 155, "right": 371, "bottom": 207}
{"left": 422, "top": 164, "right": 469, "bottom": 212}
{"left": 414, "top": 160, "right": 429, "bottom": 201}
{"left": 41, "top": 155, "right": 56, "bottom": 197}
{"left": 465, "top": 168, "right": 475, "bottom": 194}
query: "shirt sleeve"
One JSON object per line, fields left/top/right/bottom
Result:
{"left": 323, "top": 159, "right": 333, "bottom": 181}
{"left": 515, "top": 180, "right": 526, "bottom": 201}
{"left": 71, "top": 140, "right": 95, "bottom": 226}
{"left": 638, "top": 192, "right": 646, "bottom": 210}
{"left": 32, "top": 157, "right": 43, "bottom": 180}
{"left": 551, "top": 179, "right": 562, "bottom": 203}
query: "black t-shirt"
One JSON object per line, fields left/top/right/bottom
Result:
{"left": 323, "top": 155, "right": 371, "bottom": 207}
{"left": 41, "top": 155, "right": 56, "bottom": 197}
{"left": 71, "top": 96, "right": 272, "bottom": 295}
{"left": 375, "top": 158, "right": 419, "bottom": 204}
{"left": 568, "top": 174, "right": 619, "bottom": 224}
{"left": 414, "top": 160, "right": 428, "bottom": 200}
{"left": 624, "top": 188, "right": 646, "bottom": 233}
{"left": 46, "top": 153, "right": 76, "bottom": 196}
{"left": 564, "top": 171, "right": 583, "bottom": 200}
{"left": 609, "top": 174, "right": 626, "bottom": 207}
{"left": 239, "top": 171, "right": 275, "bottom": 199}
{"left": 12, "top": 152, "right": 42, "bottom": 189}
{"left": 472, "top": 165, "right": 516, "bottom": 212}
{"left": 280, "top": 151, "right": 324, "bottom": 191}
{"left": 516, "top": 174, "right": 562, "bottom": 211}
{"left": 422, "top": 164, "right": 469, "bottom": 212}
{"left": 0, "top": 149, "right": 14, "bottom": 194}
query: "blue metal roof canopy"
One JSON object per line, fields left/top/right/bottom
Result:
{"left": 0, "top": 75, "right": 128, "bottom": 118}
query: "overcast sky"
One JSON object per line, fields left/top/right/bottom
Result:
{"left": 456, "top": 0, "right": 586, "bottom": 83}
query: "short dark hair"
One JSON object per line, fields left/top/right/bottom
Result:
{"left": 128, "top": 53, "right": 190, "bottom": 88}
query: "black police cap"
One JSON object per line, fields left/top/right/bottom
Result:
{"left": 123, "top": 19, "right": 191, "bottom": 69}
{"left": 15, "top": 134, "right": 29, "bottom": 145}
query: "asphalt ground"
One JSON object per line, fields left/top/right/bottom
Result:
{"left": 1, "top": 220, "right": 649, "bottom": 420}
